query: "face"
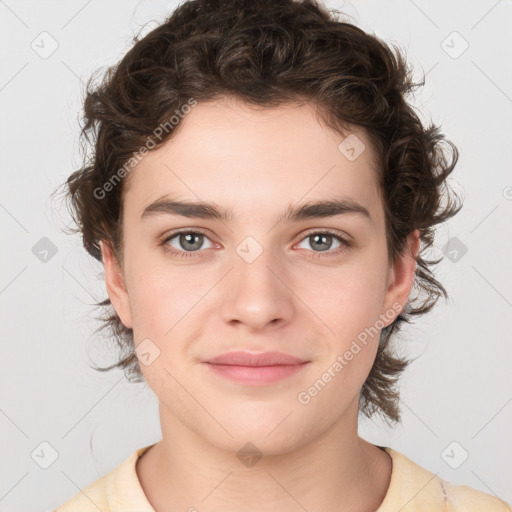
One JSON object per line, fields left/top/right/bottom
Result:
{"left": 102, "top": 95, "right": 418, "bottom": 455}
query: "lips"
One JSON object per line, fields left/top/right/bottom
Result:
{"left": 203, "top": 351, "right": 310, "bottom": 386}
{"left": 205, "top": 351, "right": 308, "bottom": 366}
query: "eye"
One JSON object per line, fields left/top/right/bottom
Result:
{"left": 295, "top": 230, "right": 352, "bottom": 257}
{"left": 160, "top": 229, "right": 215, "bottom": 258}
{"left": 160, "top": 228, "right": 353, "bottom": 260}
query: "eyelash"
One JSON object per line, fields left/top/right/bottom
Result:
{"left": 159, "top": 228, "right": 353, "bottom": 260}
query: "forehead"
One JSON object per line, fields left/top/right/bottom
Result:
{"left": 121, "top": 96, "right": 382, "bottom": 222}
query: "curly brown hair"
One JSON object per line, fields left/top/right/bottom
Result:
{"left": 53, "top": 0, "right": 461, "bottom": 426}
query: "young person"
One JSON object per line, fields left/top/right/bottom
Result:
{"left": 53, "top": 0, "right": 511, "bottom": 510}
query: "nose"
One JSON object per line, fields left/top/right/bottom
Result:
{"left": 219, "top": 243, "right": 295, "bottom": 332}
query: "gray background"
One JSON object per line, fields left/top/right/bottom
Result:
{"left": 1, "top": 0, "right": 511, "bottom": 510}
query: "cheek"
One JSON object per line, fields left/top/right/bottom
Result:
{"left": 123, "top": 246, "right": 207, "bottom": 337}
{"left": 296, "top": 258, "right": 389, "bottom": 393}
{"left": 290, "top": 263, "right": 389, "bottom": 412}
{"left": 300, "top": 257, "right": 389, "bottom": 338}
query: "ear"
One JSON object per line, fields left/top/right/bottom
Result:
{"left": 381, "top": 229, "right": 420, "bottom": 325}
{"left": 100, "top": 240, "right": 133, "bottom": 329}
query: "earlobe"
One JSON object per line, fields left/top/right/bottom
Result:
{"left": 382, "top": 230, "right": 420, "bottom": 325}
{"left": 100, "top": 240, "right": 133, "bottom": 329}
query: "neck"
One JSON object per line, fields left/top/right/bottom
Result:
{"left": 136, "top": 402, "right": 392, "bottom": 512}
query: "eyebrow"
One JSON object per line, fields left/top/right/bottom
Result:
{"left": 141, "top": 195, "right": 372, "bottom": 224}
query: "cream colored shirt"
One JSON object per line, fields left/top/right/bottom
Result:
{"left": 54, "top": 444, "right": 511, "bottom": 511}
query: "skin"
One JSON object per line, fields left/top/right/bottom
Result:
{"left": 101, "top": 95, "right": 419, "bottom": 512}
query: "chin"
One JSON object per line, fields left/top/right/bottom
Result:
{"left": 199, "top": 405, "right": 314, "bottom": 457}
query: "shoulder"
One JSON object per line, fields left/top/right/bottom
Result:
{"left": 53, "top": 469, "right": 111, "bottom": 512}
{"left": 53, "top": 444, "right": 155, "bottom": 512}
{"left": 441, "top": 480, "right": 512, "bottom": 512}
{"left": 378, "top": 447, "right": 511, "bottom": 512}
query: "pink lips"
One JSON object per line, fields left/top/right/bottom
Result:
{"left": 203, "top": 351, "right": 309, "bottom": 386}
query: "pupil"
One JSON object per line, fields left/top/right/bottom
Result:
{"left": 312, "top": 234, "right": 331, "bottom": 251}
{"left": 181, "top": 233, "right": 202, "bottom": 251}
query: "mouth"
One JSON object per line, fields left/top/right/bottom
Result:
{"left": 202, "top": 351, "right": 310, "bottom": 386}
